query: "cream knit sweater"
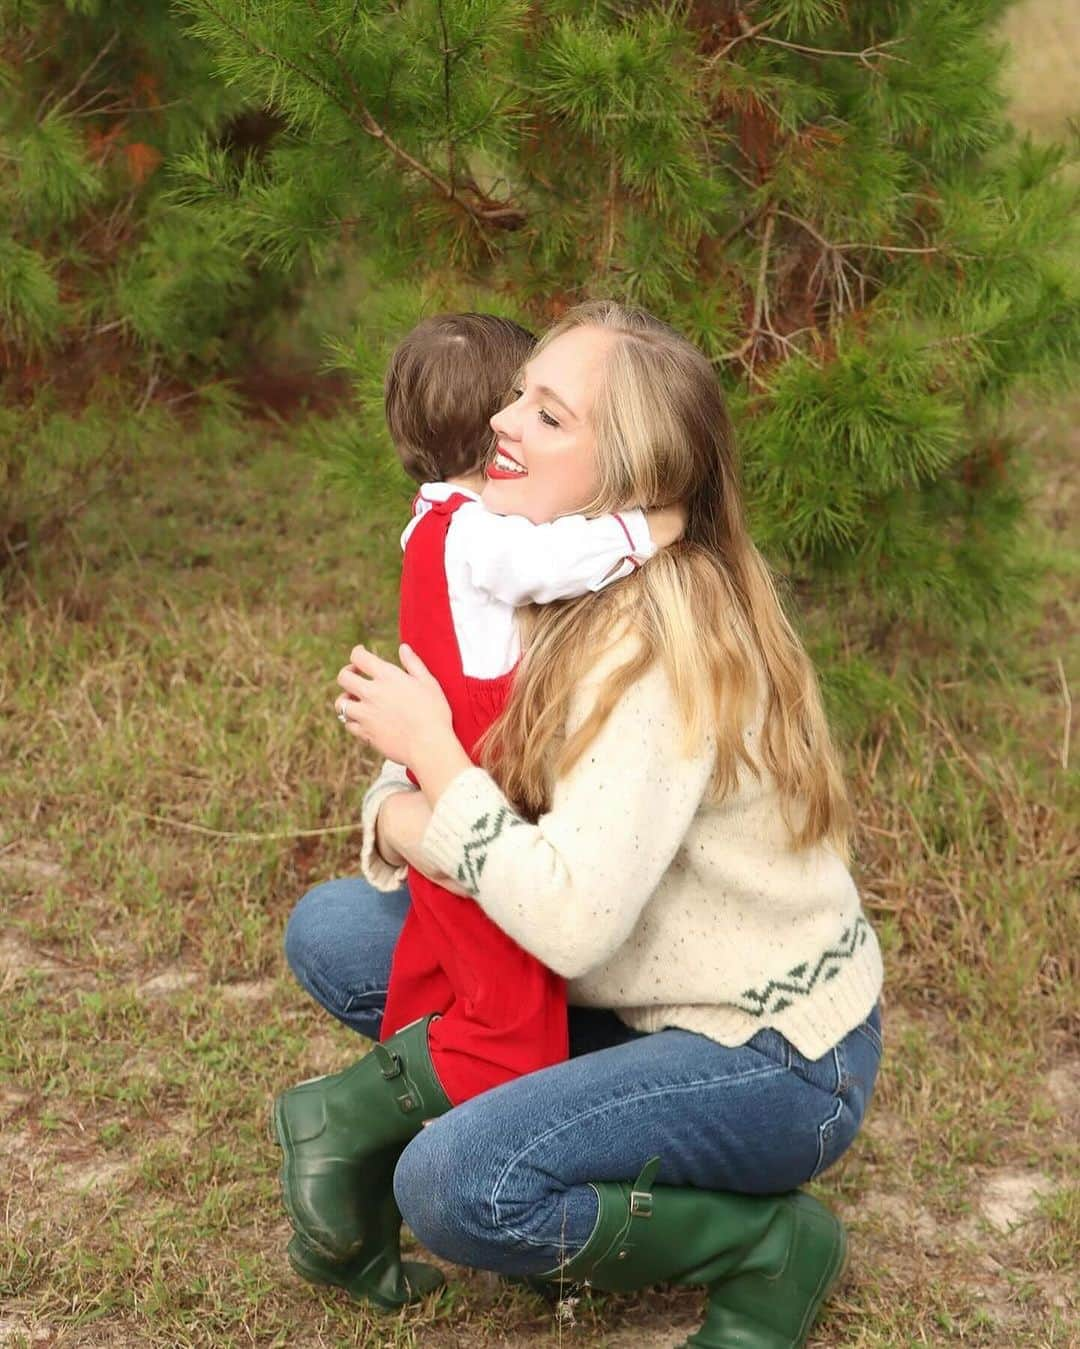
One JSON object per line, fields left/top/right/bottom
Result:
{"left": 360, "top": 632, "right": 883, "bottom": 1061}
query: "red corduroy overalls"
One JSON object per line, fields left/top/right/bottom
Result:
{"left": 379, "top": 492, "right": 568, "bottom": 1104}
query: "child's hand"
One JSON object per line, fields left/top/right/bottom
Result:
{"left": 645, "top": 503, "right": 687, "bottom": 549}
{"left": 377, "top": 791, "right": 471, "bottom": 896}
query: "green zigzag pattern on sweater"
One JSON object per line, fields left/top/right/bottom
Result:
{"left": 735, "top": 916, "right": 870, "bottom": 1018}
{"left": 456, "top": 807, "right": 526, "bottom": 895}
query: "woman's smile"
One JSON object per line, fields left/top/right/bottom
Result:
{"left": 487, "top": 446, "right": 528, "bottom": 479}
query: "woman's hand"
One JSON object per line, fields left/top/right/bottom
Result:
{"left": 377, "top": 791, "right": 471, "bottom": 897}
{"left": 337, "top": 643, "right": 452, "bottom": 768}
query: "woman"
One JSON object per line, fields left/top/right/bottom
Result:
{"left": 282, "top": 301, "right": 884, "bottom": 1347}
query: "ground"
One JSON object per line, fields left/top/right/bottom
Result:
{"left": 2, "top": 4, "right": 1078, "bottom": 1345}
{"left": 1, "top": 379, "right": 1076, "bottom": 1346}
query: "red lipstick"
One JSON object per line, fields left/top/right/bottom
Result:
{"left": 486, "top": 445, "right": 528, "bottom": 480}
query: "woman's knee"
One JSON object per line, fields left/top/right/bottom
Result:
{"left": 394, "top": 1120, "right": 491, "bottom": 1263}
{"left": 283, "top": 877, "right": 409, "bottom": 1032}
{"left": 393, "top": 1105, "right": 595, "bottom": 1275}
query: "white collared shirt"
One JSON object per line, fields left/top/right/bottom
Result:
{"left": 401, "top": 483, "right": 656, "bottom": 678}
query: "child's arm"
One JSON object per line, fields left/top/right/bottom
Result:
{"left": 449, "top": 502, "right": 685, "bottom": 607}
{"left": 360, "top": 757, "right": 416, "bottom": 890}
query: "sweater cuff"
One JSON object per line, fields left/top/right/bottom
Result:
{"left": 420, "top": 766, "right": 525, "bottom": 896}
{"left": 360, "top": 777, "right": 416, "bottom": 892}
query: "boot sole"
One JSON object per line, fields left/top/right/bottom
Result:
{"left": 288, "top": 1242, "right": 444, "bottom": 1309}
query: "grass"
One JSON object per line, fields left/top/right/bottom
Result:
{"left": 3, "top": 7, "right": 1079, "bottom": 1342}
{"left": 1, "top": 389, "right": 1076, "bottom": 1347}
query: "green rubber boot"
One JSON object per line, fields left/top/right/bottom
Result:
{"left": 541, "top": 1159, "right": 847, "bottom": 1349}
{"left": 286, "top": 1181, "right": 444, "bottom": 1307}
{"left": 273, "top": 1016, "right": 452, "bottom": 1262}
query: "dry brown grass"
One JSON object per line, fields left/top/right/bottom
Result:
{"left": 2, "top": 7, "right": 1079, "bottom": 1339}
{"left": 1, "top": 387, "right": 1076, "bottom": 1346}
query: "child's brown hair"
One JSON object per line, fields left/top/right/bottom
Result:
{"left": 384, "top": 313, "right": 536, "bottom": 483}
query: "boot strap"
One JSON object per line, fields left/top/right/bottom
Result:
{"left": 628, "top": 1156, "right": 660, "bottom": 1219}
{"left": 612, "top": 1156, "right": 662, "bottom": 1262}
{"left": 372, "top": 1043, "right": 421, "bottom": 1114}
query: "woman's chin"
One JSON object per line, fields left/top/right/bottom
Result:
{"left": 482, "top": 477, "right": 530, "bottom": 517}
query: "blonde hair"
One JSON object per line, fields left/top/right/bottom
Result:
{"left": 481, "top": 300, "right": 852, "bottom": 854}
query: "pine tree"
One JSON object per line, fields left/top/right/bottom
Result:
{"left": 1, "top": 0, "right": 267, "bottom": 574}
{"left": 176, "top": 0, "right": 1079, "bottom": 634}
{"left": 6, "top": 2, "right": 1077, "bottom": 634}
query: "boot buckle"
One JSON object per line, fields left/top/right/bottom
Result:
{"left": 629, "top": 1190, "right": 653, "bottom": 1218}
{"left": 374, "top": 1044, "right": 404, "bottom": 1080}
{"left": 628, "top": 1154, "right": 660, "bottom": 1218}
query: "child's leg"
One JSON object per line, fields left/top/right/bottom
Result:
{"left": 404, "top": 871, "right": 568, "bottom": 1105}
{"left": 380, "top": 895, "right": 455, "bottom": 1041}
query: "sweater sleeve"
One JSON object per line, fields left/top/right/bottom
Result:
{"left": 359, "top": 758, "right": 416, "bottom": 892}
{"left": 419, "top": 654, "right": 715, "bottom": 979}
{"left": 446, "top": 503, "right": 656, "bottom": 607}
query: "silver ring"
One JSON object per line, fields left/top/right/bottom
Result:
{"left": 336, "top": 700, "right": 349, "bottom": 725}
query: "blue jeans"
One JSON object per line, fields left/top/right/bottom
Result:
{"left": 285, "top": 877, "right": 883, "bottom": 1276}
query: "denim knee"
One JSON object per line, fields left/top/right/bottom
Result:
{"left": 283, "top": 876, "right": 408, "bottom": 1037}
{"left": 283, "top": 881, "right": 347, "bottom": 990}
{"left": 394, "top": 1121, "right": 490, "bottom": 1265}
{"left": 393, "top": 1109, "right": 598, "bottom": 1276}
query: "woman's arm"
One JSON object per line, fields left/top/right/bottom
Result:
{"left": 419, "top": 656, "right": 715, "bottom": 980}
{"left": 375, "top": 790, "right": 471, "bottom": 896}
{"left": 336, "top": 637, "right": 712, "bottom": 967}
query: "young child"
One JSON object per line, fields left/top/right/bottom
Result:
{"left": 276, "top": 314, "right": 681, "bottom": 1287}
{"left": 371, "top": 312, "right": 681, "bottom": 1105}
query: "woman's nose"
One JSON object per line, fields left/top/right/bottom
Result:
{"left": 490, "top": 403, "right": 518, "bottom": 440}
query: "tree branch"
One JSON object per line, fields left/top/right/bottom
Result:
{"left": 436, "top": 0, "right": 456, "bottom": 187}
{"left": 39, "top": 28, "right": 120, "bottom": 121}
{"left": 716, "top": 205, "right": 821, "bottom": 382}
{"left": 752, "top": 33, "right": 907, "bottom": 71}
{"left": 199, "top": 0, "right": 504, "bottom": 232}
{"left": 776, "top": 208, "right": 945, "bottom": 256}
{"left": 708, "top": 12, "right": 906, "bottom": 70}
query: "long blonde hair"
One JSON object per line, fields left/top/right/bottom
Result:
{"left": 481, "top": 300, "right": 852, "bottom": 853}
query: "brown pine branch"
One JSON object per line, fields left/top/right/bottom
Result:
{"left": 752, "top": 33, "right": 907, "bottom": 71}
{"left": 38, "top": 28, "right": 120, "bottom": 121}
{"left": 436, "top": 0, "right": 456, "bottom": 187}
{"left": 716, "top": 205, "right": 822, "bottom": 383}
{"left": 708, "top": 12, "right": 906, "bottom": 70}
{"left": 776, "top": 209, "right": 949, "bottom": 257}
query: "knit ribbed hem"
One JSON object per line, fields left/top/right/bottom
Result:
{"left": 360, "top": 779, "right": 416, "bottom": 893}
{"left": 420, "top": 766, "right": 507, "bottom": 891}
{"left": 609, "top": 935, "right": 883, "bottom": 1062}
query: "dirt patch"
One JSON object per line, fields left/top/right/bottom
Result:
{"left": 219, "top": 978, "right": 276, "bottom": 1003}
{"left": 59, "top": 1158, "right": 131, "bottom": 1196}
{"left": 977, "top": 1168, "right": 1055, "bottom": 1233}
{"left": 1043, "top": 1057, "right": 1080, "bottom": 1130}
{"left": 0, "top": 1087, "right": 33, "bottom": 1121}
{"left": 0, "top": 1320, "right": 53, "bottom": 1347}
{"left": 0, "top": 935, "right": 67, "bottom": 981}
{"left": 0, "top": 850, "right": 66, "bottom": 887}
{"left": 137, "top": 968, "right": 200, "bottom": 997}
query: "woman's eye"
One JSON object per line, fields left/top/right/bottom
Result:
{"left": 539, "top": 409, "right": 560, "bottom": 428}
